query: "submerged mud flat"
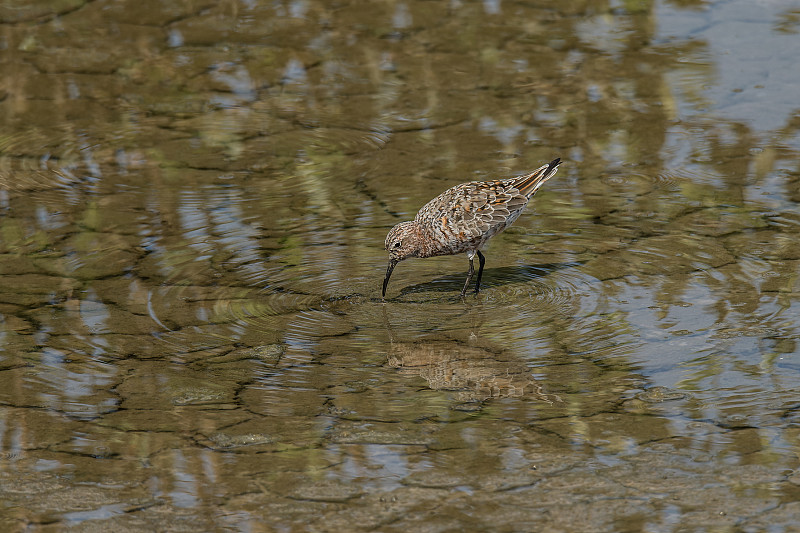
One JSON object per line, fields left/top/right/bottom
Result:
{"left": 2, "top": 0, "right": 800, "bottom": 530}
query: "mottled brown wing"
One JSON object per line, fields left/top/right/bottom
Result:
{"left": 415, "top": 180, "right": 529, "bottom": 244}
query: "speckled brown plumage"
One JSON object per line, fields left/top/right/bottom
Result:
{"left": 383, "top": 158, "right": 561, "bottom": 297}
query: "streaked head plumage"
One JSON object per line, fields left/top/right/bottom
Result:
{"left": 384, "top": 221, "right": 420, "bottom": 262}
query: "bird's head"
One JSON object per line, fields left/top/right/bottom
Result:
{"left": 382, "top": 221, "right": 422, "bottom": 297}
{"left": 384, "top": 221, "right": 422, "bottom": 262}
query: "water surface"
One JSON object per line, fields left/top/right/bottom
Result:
{"left": 2, "top": 0, "right": 800, "bottom": 530}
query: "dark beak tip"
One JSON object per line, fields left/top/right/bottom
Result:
{"left": 382, "top": 259, "right": 397, "bottom": 299}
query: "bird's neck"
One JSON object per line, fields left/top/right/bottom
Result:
{"left": 408, "top": 221, "right": 437, "bottom": 258}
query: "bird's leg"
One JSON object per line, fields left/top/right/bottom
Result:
{"left": 474, "top": 250, "right": 486, "bottom": 294}
{"left": 461, "top": 255, "right": 475, "bottom": 297}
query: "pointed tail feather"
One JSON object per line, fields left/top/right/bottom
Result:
{"left": 514, "top": 158, "right": 561, "bottom": 197}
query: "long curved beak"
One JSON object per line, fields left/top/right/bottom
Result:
{"left": 382, "top": 259, "right": 398, "bottom": 298}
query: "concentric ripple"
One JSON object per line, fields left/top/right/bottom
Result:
{"left": 0, "top": 131, "right": 88, "bottom": 192}
{"left": 599, "top": 171, "right": 657, "bottom": 196}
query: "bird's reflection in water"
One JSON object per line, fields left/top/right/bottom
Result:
{"left": 385, "top": 337, "right": 561, "bottom": 405}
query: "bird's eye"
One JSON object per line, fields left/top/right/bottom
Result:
{"left": 393, "top": 241, "right": 402, "bottom": 248}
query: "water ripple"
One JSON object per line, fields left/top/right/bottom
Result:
{"left": 0, "top": 131, "right": 88, "bottom": 192}
{"left": 600, "top": 172, "right": 656, "bottom": 196}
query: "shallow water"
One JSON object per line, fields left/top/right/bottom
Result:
{"left": 2, "top": 0, "right": 800, "bottom": 530}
